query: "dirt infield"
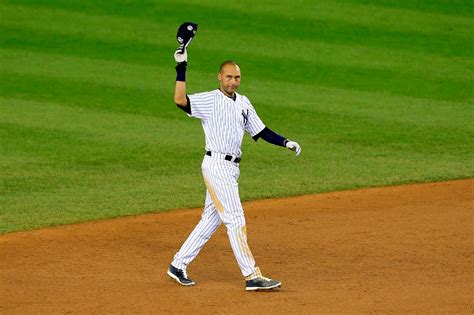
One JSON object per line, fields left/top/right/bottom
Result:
{"left": 1, "top": 180, "right": 472, "bottom": 314}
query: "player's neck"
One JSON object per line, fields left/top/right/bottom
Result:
{"left": 219, "top": 88, "right": 236, "bottom": 101}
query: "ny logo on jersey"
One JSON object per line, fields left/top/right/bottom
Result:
{"left": 241, "top": 109, "right": 249, "bottom": 126}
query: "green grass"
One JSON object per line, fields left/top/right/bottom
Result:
{"left": 1, "top": 0, "right": 473, "bottom": 233}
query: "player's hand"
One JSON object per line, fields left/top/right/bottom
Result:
{"left": 285, "top": 140, "right": 301, "bottom": 156}
{"left": 174, "top": 46, "right": 187, "bottom": 63}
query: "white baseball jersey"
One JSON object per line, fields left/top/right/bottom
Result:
{"left": 171, "top": 89, "right": 266, "bottom": 279}
{"left": 187, "top": 89, "right": 266, "bottom": 157}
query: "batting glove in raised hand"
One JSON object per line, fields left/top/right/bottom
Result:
{"left": 285, "top": 140, "right": 301, "bottom": 156}
{"left": 174, "top": 47, "right": 187, "bottom": 64}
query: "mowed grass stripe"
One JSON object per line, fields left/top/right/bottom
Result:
{"left": 253, "top": 82, "right": 472, "bottom": 131}
{"left": 179, "top": 0, "right": 474, "bottom": 38}
{"left": 339, "top": 0, "right": 474, "bottom": 17}
{"left": 1, "top": 97, "right": 206, "bottom": 232}
{"left": 3, "top": 57, "right": 470, "bottom": 131}
{"left": 0, "top": 3, "right": 175, "bottom": 46}
{"left": 3, "top": 86, "right": 470, "bottom": 156}
{"left": 1, "top": 49, "right": 471, "bottom": 134}
{"left": 250, "top": 101, "right": 473, "bottom": 157}
{"left": 1, "top": 121, "right": 199, "bottom": 173}
{"left": 2, "top": 2, "right": 472, "bottom": 57}
{"left": 0, "top": 27, "right": 173, "bottom": 70}
{"left": 1, "top": 47, "right": 471, "bottom": 102}
{"left": 0, "top": 97, "right": 199, "bottom": 148}
{"left": 2, "top": 3, "right": 471, "bottom": 86}
{"left": 0, "top": 72, "right": 175, "bottom": 117}
{"left": 2, "top": 95, "right": 470, "bottom": 169}
{"left": 2, "top": 27, "right": 472, "bottom": 83}
{"left": 0, "top": 48, "right": 171, "bottom": 91}
{"left": 2, "top": 3, "right": 472, "bottom": 71}
{"left": 5, "top": 0, "right": 472, "bottom": 39}
{"left": 1, "top": 67, "right": 469, "bottom": 122}
{"left": 3, "top": 70, "right": 472, "bottom": 153}
{"left": 3, "top": 92, "right": 470, "bottom": 158}
{"left": 0, "top": 99, "right": 204, "bottom": 190}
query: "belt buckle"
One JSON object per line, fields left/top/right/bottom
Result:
{"left": 224, "top": 154, "right": 238, "bottom": 163}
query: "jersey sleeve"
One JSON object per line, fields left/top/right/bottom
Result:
{"left": 244, "top": 97, "right": 266, "bottom": 137}
{"left": 187, "top": 91, "right": 214, "bottom": 120}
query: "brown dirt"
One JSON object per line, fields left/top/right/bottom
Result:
{"left": 1, "top": 179, "right": 473, "bottom": 314}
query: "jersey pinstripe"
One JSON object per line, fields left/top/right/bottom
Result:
{"left": 187, "top": 89, "right": 266, "bottom": 157}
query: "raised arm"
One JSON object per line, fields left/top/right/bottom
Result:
{"left": 174, "top": 81, "right": 187, "bottom": 107}
{"left": 174, "top": 51, "right": 188, "bottom": 108}
{"left": 173, "top": 22, "right": 198, "bottom": 109}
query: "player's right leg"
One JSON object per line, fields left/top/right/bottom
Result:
{"left": 168, "top": 192, "right": 221, "bottom": 285}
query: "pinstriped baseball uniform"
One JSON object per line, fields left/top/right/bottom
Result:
{"left": 171, "top": 89, "right": 265, "bottom": 278}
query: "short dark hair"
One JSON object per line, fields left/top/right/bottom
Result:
{"left": 219, "top": 60, "right": 239, "bottom": 72}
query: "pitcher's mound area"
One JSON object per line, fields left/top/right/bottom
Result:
{"left": 1, "top": 180, "right": 472, "bottom": 314}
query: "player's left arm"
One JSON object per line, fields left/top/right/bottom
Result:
{"left": 253, "top": 127, "right": 301, "bottom": 156}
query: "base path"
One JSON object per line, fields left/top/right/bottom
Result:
{"left": 1, "top": 180, "right": 473, "bottom": 314}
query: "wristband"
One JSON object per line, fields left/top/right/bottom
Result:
{"left": 175, "top": 62, "right": 187, "bottom": 81}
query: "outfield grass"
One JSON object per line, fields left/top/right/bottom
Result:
{"left": 1, "top": 0, "right": 473, "bottom": 233}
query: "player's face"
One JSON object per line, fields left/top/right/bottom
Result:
{"left": 218, "top": 64, "right": 241, "bottom": 97}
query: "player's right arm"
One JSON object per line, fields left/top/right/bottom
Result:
{"left": 173, "top": 47, "right": 212, "bottom": 120}
{"left": 173, "top": 49, "right": 191, "bottom": 112}
{"left": 174, "top": 78, "right": 187, "bottom": 107}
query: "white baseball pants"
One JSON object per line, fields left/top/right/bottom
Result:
{"left": 171, "top": 153, "right": 258, "bottom": 278}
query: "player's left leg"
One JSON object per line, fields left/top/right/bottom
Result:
{"left": 201, "top": 159, "right": 259, "bottom": 277}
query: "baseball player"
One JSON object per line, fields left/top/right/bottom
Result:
{"left": 167, "top": 22, "right": 301, "bottom": 291}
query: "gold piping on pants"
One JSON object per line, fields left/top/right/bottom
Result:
{"left": 203, "top": 175, "right": 224, "bottom": 214}
{"left": 237, "top": 225, "right": 254, "bottom": 261}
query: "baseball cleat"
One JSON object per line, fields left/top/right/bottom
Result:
{"left": 245, "top": 277, "right": 281, "bottom": 291}
{"left": 167, "top": 264, "right": 195, "bottom": 286}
